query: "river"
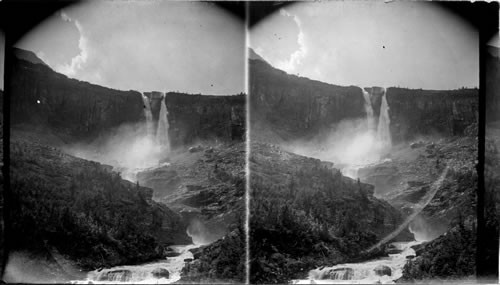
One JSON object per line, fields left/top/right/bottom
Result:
{"left": 293, "top": 241, "right": 422, "bottom": 284}
{"left": 71, "top": 244, "right": 198, "bottom": 284}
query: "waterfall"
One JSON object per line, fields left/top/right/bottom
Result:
{"left": 362, "top": 89, "right": 376, "bottom": 131}
{"left": 377, "top": 88, "right": 392, "bottom": 150}
{"left": 156, "top": 94, "right": 171, "bottom": 153}
{"left": 142, "top": 94, "right": 154, "bottom": 138}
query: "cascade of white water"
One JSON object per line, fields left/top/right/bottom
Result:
{"left": 76, "top": 244, "right": 198, "bottom": 284}
{"left": 141, "top": 94, "right": 154, "bottom": 138}
{"left": 294, "top": 241, "right": 421, "bottom": 284}
{"left": 362, "top": 89, "right": 375, "bottom": 131}
{"left": 156, "top": 94, "right": 171, "bottom": 153}
{"left": 377, "top": 88, "right": 392, "bottom": 150}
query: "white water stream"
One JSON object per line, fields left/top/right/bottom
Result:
{"left": 71, "top": 244, "right": 198, "bottom": 284}
{"left": 142, "top": 93, "right": 154, "bottom": 139}
{"left": 293, "top": 241, "right": 422, "bottom": 284}
{"left": 156, "top": 95, "right": 171, "bottom": 154}
{"left": 341, "top": 88, "right": 391, "bottom": 179}
{"left": 377, "top": 88, "right": 392, "bottom": 151}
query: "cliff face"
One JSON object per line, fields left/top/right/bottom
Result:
{"left": 386, "top": 87, "right": 478, "bottom": 143}
{"left": 10, "top": 49, "right": 145, "bottom": 143}
{"left": 249, "top": 52, "right": 478, "bottom": 144}
{"left": 249, "top": 58, "right": 365, "bottom": 142}
{"left": 10, "top": 49, "right": 245, "bottom": 147}
{"left": 165, "top": 92, "right": 245, "bottom": 147}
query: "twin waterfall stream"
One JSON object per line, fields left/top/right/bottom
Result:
{"left": 74, "top": 89, "right": 417, "bottom": 284}
{"left": 71, "top": 94, "right": 200, "bottom": 284}
{"left": 342, "top": 87, "right": 392, "bottom": 180}
{"left": 295, "top": 87, "right": 422, "bottom": 284}
{"left": 142, "top": 93, "right": 170, "bottom": 153}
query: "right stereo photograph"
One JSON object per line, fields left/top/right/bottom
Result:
{"left": 249, "top": 1, "right": 498, "bottom": 284}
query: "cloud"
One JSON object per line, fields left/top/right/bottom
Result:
{"left": 251, "top": 2, "right": 478, "bottom": 90}
{"left": 275, "top": 9, "right": 307, "bottom": 73}
{"left": 54, "top": 12, "right": 89, "bottom": 78}
{"left": 16, "top": 2, "right": 245, "bottom": 94}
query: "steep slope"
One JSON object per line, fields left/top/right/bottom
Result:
{"left": 354, "top": 137, "right": 478, "bottom": 281}
{"left": 137, "top": 142, "right": 246, "bottom": 283}
{"left": 6, "top": 138, "right": 191, "bottom": 282}
{"left": 249, "top": 143, "right": 413, "bottom": 283}
{"left": 137, "top": 142, "right": 245, "bottom": 242}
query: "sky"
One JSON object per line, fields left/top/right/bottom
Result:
{"left": 15, "top": 1, "right": 245, "bottom": 95}
{"left": 250, "top": 1, "right": 479, "bottom": 90}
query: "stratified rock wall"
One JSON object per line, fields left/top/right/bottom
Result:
{"left": 10, "top": 49, "right": 246, "bottom": 147}
{"left": 165, "top": 92, "right": 245, "bottom": 147}
{"left": 386, "top": 87, "right": 478, "bottom": 143}
{"left": 250, "top": 52, "right": 478, "bottom": 144}
{"left": 249, "top": 58, "right": 365, "bottom": 141}
{"left": 10, "top": 49, "right": 145, "bottom": 143}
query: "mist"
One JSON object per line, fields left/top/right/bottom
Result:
{"left": 284, "top": 118, "right": 391, "bottom": 173}
{"left": 3, "top": 250, "right": 85, "bottom": 283}
{"left": 64, "top": 121, "right": 168, "bottom": 182}
{"left": 186, "top": 218, "right": 226, "bottom": 246}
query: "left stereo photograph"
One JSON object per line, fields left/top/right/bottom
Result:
{"left": 2, "top": 1, "right": 247, "bottom": 283}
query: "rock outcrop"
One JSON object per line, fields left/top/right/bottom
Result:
{"left": 181, "top": 226, "right": 245, "bottom": 283}
{"left": 137, "top": 142, "right": 245, "bottom": 243}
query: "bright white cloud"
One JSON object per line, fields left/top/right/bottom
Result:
{"left": 54, "top": 12, "right": 90, "bottom": 79}
{"left": 275, "top": 9, "right": 307, "bottom": 73}
{"left": 14, "top": 2, "right": 245, "bottom": 95}
{"left": 251, "top": 2, "right": 478, "bottom": 90}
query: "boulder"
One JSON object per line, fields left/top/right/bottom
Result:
{"left": 190, "top": 247, "right": 203, "bottom": 259}
{"left": 385, "top": 247, "right": 403, "bottom": 255}
{"left": 322, "top": 268, "right": 354, "bottom": 280}
{"left": 152, "top": 268, "right": 170, "bottom": 279}
{"left": 98, "top": 269, "right": 132, "bottom": 282}
{"left": 374, "top": 265, "right": 392, "bottom": 276}
{"left": 410, "top": 141, "right": 425, "bottom": 149}
{"left": 165, "top": 251, "right": 181, "bottom": 257}
{"left": 189, "top": 145, "right": 203, "bottom": 153}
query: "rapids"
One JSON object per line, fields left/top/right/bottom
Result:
{"left": 293, "top": 241, "right": 422, "bottom": 284}
{"left": 71, "top": 244, "right": 198, "bottom": 284}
